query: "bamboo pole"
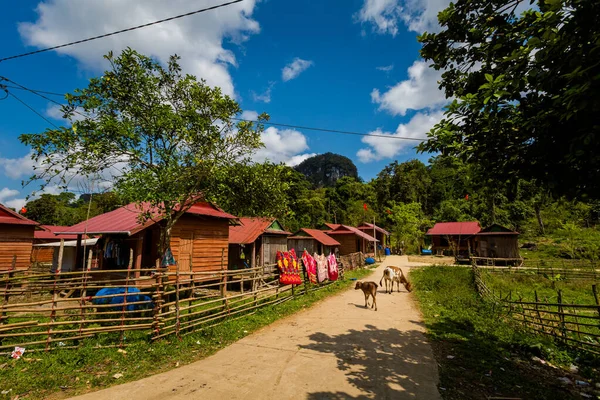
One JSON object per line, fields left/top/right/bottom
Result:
{"left": 175, "top": 257, "right": 181, "bottom": 338}
{"left": 46, "top": 240, "right": 64, "bottom": 351}
{"left": 557, "top": 290, "right": 566, "bottom": 344}
{"left": 119, "top": 248, "right": 134, "bottom": 347}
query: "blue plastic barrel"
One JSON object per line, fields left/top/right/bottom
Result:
{"left": 385, "top": 247, "right": 391, "bottom": 256}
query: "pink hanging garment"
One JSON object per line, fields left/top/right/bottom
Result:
{"left": 302, "top": 250, "right": 317, "bottom": 284}
{"left": 315, "top": 253, "right": 328, "bottom": 283}
{"left": 327, "top": 253, "right": 339, "bottom": 281}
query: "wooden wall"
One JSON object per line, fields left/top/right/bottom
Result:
{"left": 170, "top": 215, "right": 229, "bottom": 272}
{"left": 261, "top": 236, "right": 287, "bottom": 265}
{"left": 0, "top": 225, "right": 35, "bottom": 270}
{"left": 334, "top": 234, "right": 359, "bottom": 255}
{"left": 31, "top": 246, "right": 54, "bottom": 263}
{"left": 477, "top": 236, "right": 519, "bottom": 258}
{"left": 288, "top": 238, "right": 318, "bottom": 257}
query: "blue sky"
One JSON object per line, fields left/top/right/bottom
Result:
{"left": 0, "top": 0, "right": 451, "bottom": 209}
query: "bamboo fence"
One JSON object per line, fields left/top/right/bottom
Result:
{"left": 0, "top": 248, "right": 352, "bottom": 354}
{"left": 472, "top": 264, "right": 600, "bottom": 356}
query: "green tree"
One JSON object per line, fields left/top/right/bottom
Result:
{"left": 294, "top": 153, "right": 359, "bottom": 188}
{"left": 389, "top": 202, "right": 431, "bottom": 254}
{"left": 21, "top": 49, "right": 267, "bottom": 256}
{"left": 24, "top": 194, "right": 60, "bottom": 225}
{"left": 418, "top": 0, "right": 600, "bottom": 199}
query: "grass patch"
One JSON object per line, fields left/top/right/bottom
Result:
{"left": 0, "top": 266, "right": 376, "bottom": 400}
{"left": 410, "top": 266, "right": 598, "bottom": 400}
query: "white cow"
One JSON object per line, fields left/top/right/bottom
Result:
{"left": 379, "top": 266, "right": 411, "bottom": 294}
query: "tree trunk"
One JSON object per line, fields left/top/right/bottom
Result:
{"left": 535, "top": 204, "right": 545, "bottom": 235}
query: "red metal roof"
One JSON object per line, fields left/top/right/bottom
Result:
{"left": 0, "top": 203, "right": 38, "bottom": 226}
{"left": 357, "top": 222, "right": 390, "bottom": 236}
{"left": 288, "top": 228, "right": 340, "bottom": 246}
{"left": 60, "top": 201, "right": 235, "bottom": 236}
{"left": 229, "top": 217, "right": 291, "bottom": 245}
{"left": 34, "top": 225, "right": 83, "bottom": 240}
{"left": 322, "top": 222, "right": 341, "bottom": 231}
{"left": 327, "top": 225, "right": 379, "bottom": 242}
{"left": 426, "top": 222, "right": 481, "bottom": 236}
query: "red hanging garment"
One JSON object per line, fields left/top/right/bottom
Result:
{"left": 327, "top": 253, "right": 339, "bottom": 281}
{"left": 302, "top": 250, "right": 317, "bottom": 284}
{"left": 276, "top": 249, "right": 302, "bottom": 285}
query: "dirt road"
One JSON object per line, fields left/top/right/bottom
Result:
{"left": 70, "top": 256, "right": 440, "bottom": 400}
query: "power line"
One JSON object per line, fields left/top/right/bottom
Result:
{"left": 3, "top": 79, "right": 427, "bottom": 142}
{"left": 232, "top": 118, "right": 426, "bottom": 142}
{"left": 0, "top": 0, "right": 244, "bottom": 63}
{"left": 1, "top": 84, "right": 65, "bottom": 97}
{"left": 2, "top": 77, "right": 93, "bottom": 120}
{"left": 7, "top": 91, "right": 60, "bottom": 129}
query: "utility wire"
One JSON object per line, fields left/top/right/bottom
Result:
{"left": 0, "top": 0, "right": 244, "bottom": 63}
{"left": 7, "top": 91, "right": 60, "bottom": 129}
{"left": 3, "top": 79, "right": 427, "bottom": 142}
{"left": 232, "top": 118, "right": 426, "bottom": 141}
{"left": 2, "top": 77, "right": 93, "bottom": 120}
{"left": 1, "top": 84, "right": 65, "bottom": 97}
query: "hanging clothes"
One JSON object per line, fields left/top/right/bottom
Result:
{"left": 315, "top": 253, "right": 328, "bottom": 283}
{"left": 302, "top": 250, "right": 317, "bottom": 284}
{"left": 327, "top": 253, "right": 339, "bottom": 281}
{"left": 276, "top": 249, "right": 302, "bottom": 285}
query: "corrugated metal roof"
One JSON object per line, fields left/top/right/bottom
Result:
{"left": 322, "top": 223, "right": 341, "bottom": 231}
{"left": 426, "top": 222, "right": 481, "bottom": 236}
{"left": 0, "top": 203, "right": 38, "bottom": 226}
{"left": 288, "top": 228, "right": 340, "bottom": 246}
{"left": 34, "top": 225, "right": 82, "bottom": 240}
{"left": 478, "top": 224, "right": 519, "bottom": 235}
{"left": 327, "top": 225, "right": 379, "bottom": 242}
{"left": 357, "top": 222, "right": 391, "bottom": 236}
{"left": 229, "top": 217, "right": 291, "bottom": 244}
{"left": 60, "top": 201, "right": 235, "bottom": 235}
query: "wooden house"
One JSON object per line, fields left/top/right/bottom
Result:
{"left": 287, "top": 228, "right": 340, "bottom": 256}
{"left": 426, "top": 221, "right": 481, "bottom": 256}
{"left": 228, "top": 218, "right": 291, "bottom": 269}
{"left": 0, "top": 203, "right": 38, "bottom": 271}
{"left": 356, "top": 222, "right": 390, "bottom": 247}
{"left": 475, "top": 224, "right": 520, "bottom": 259}
{"left": 320, "top": 222, "right": 341, "bottom": 231}
{"left": 35, "top": 238, "right": 99, "bottom": 272}
{"left": 31, "top": 225, "right": 82, "bottom": 265}
{"left": 60, "top": 201, "right": 237, "bottom": 277}
{"left": 326, "top": 225, "right": 378, "bottom": 255}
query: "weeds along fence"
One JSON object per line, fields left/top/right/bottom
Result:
{"left": 476, "top": 260, "right": 600, "bottom": 281}
{"left": 472, "top": 265, "right": 600, "bottom": 356}
{"left": 0, "top": 251, "right": 353, "bottom": 354}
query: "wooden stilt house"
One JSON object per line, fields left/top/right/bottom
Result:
{"left": 0, "top": 203, "right": 38, "bottom": 271}
{"left": 475, "top": 224, "right": 520, "bottom": 259}
{"left": 228, "top": 218, "right": 291, "bottom": 269}
{"left": 426, "top": 221, "right": 481, "bottom": 257}
{"left": 287, "top": 228, "right": 340, "bottom": 256}
{"left": 326, "top": 225, "right": 378, "bottom": 255}
{"left": 356, "top": 222, "right": 390, "bottom": 247}
{"left": 59, "top": 201, "right": 237, "bottom": 280}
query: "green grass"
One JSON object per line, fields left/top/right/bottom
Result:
{"left": 0, "top": 266, "right": 376, "bottom": 400}
{"left": 410, "top": 266, "right": 598, "bottom": 400}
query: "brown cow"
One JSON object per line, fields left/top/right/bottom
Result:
{"left": 355, "top": 281, "right": 378, "bottom": 311}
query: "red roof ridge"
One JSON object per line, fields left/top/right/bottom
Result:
{"left": 0, "top": 203, "right": 39, "bottom": 226}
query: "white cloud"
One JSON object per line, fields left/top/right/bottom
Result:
{"left": 357, "top": 110, "right": 443, "bottom": 162}
{"left": 355, "top": 0, "right": 404, "bottom": 36}
{"left": 355, "top": 0, "right": 449, "bottom": 35}
{"left": 18, "top": 0, "right": 260, "bottom": 97}
{"left": 376, "top": 64, "right": 394, "bottom": 72}
{"left": 240, "top": 110, "right": 259, "bottom": 121}
{"left": 0, "top": 151, "right": 37, "bottom": 180}
{"left": 282, "top": 58, "right": 313, "bottom": 82}
{"left": 0, "top": 188, "right": 20, "bottom": 203}
{"left": 4, "top": 197, "right": 28, "bottom": 211}
{"left": 356, "top": 0, "right": 533, "bottom": 36}
{"left": 251, "top": 82, "right": 274, "bottom": 103}
{"left": 371, "top": 60, "right": 446, "bottom": 116}
{"left": 253, "top": 127, "right": 314, "bottom": 166}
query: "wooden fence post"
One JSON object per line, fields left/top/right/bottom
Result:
{"left": 46, "top": 240, "right": 64, "bottom": 351}
{"left": 220, "top": 249, "right": 228, "bottom": 311}
{"left": 593, "top": 285, "right": 600, "bottom": 322}
{"left": 152, "top": 259, "right": 163, "bottom": 339}
{"left": 119, "top": 248, "right": 134, "bottom": 347}
{"left": 79, "top": 249, "right": 93, "bottom": 335}
{"left": 534, "top": 290, "right": 544, "bottom": 332}
{"left": 175, "top": 257, "right": 181, "bottom": 338}
{"left": 0, "top": 256, "right": 17, "bottom": 346}
{"left": 557, "top": 290, "right": 566, "bottom": 344}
